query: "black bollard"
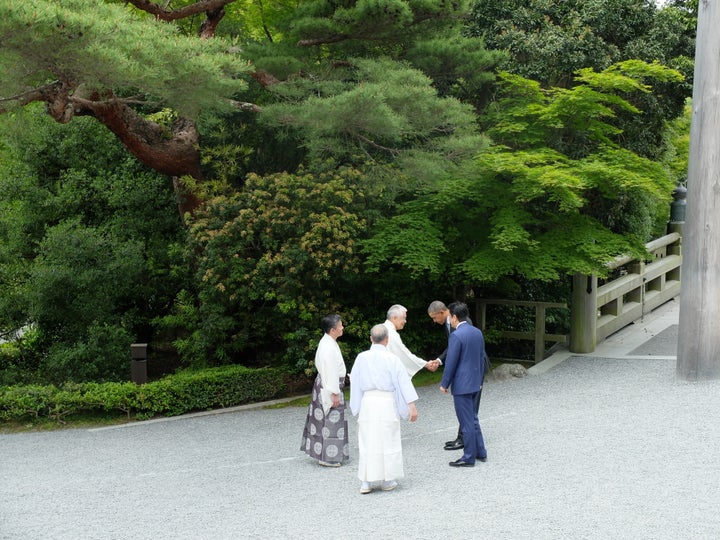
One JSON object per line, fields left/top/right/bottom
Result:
{"left": 130, "top": 343, "right": 148, "bottom": 385}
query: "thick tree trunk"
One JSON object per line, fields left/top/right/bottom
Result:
{"left": 676, "top": 0, "right": 720, "bottom": 380}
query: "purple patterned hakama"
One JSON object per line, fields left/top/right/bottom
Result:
{"left": 301, "top": 375, "right": 350, "bottom": 464}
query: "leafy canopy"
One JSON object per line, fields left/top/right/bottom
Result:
{"left": 259, "top": 57, "right": 487, "bottom": 184}
{"left": 364, "top": 61, "right": 681, "bottom": 284}
{"left": 0, "top": 105, "right": 186, "bottom": 383}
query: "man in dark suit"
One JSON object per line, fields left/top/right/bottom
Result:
{"left": 428, "top": 300, "right": 485, "bottom": 451}
{"left": 439, "top": 301, "right": 488, "bottom": 467}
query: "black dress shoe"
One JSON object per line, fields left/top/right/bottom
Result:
{"left": 444, "top": 439, "right": 464, "bottom": 451}
{"left": 449, "top": 458, "right": 474, "bottom": 467}
{"left": 477, "top": 456, "right": 487, "bottom": 462}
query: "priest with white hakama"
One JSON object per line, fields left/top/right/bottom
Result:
{"left": 350, "top": 324, "right": 419, "bottom": 494}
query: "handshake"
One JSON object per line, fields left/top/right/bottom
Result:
{"left": 425, "top": 359, "right": 441, "bottom": 372}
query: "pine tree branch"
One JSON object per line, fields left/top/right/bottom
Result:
{"left": 126, "top": 0, "right": 235, "bottom": 37}
{"left": 125, "top": 0, "right": 234, "bottom": 21}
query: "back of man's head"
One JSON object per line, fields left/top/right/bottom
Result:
{"left": 370, "top": 324, "right": 388, "bottom": 344}
{"left": 448, "top": 301, "right": 469, "bottom": 321}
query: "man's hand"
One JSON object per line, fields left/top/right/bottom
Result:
{"left": 408, "top": 402, "right": 418, "bottom": 422}
{"left": 440, "top": 386, "right": 448, "bottom": 394}
{"left": 426, "top": 359, "right": 439, "bottom": 372}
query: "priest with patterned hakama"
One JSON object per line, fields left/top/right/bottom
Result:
{"left": 350, "top": 324, "right": 419, "bottom": 494}
{"left": 301, "top": 314, "right": 350, "bottom": 467}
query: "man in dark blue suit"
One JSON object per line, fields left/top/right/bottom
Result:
{"left": 439, "top": 301, "right": 488, "bottom": 467}
{"left": 428, "top": 300, "right": 486, "bottom": 451}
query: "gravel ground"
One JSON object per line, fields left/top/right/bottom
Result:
{"left": 3, "top": 300, "right": 719, "bottom": 540}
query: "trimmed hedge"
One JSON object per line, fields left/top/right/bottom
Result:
{"left": 0, "top": 365, "right": 288, "bottom": 423}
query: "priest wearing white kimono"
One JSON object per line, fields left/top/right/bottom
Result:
{"left": 350, "top": 324, "right": 419, "bottom": 494}
{"left": 301, "top": 313, "right": 349, "bottom": 467}
{"left": 383, "top": 304, "right": 439, "bottom": 377}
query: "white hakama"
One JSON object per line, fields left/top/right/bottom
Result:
{"left": 350, "top": 344, "right": 418, "bottom": 483}
{"left": 357, "top": 390, "right": 404, "bottom": 482}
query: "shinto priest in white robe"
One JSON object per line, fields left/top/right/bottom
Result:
{"left": 349, "top": 343, "right": 419, "bottom": 482}
{"left": 382, "top": 319, "right": 427, "bottom": 377}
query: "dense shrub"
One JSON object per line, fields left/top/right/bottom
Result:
{"left": 163, "top": 167, "right": 372, "bottom": 370}
{"left": 0, "top": 365, "right": 288, "bottom": 424}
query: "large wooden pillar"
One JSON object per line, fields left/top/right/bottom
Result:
{"left": 677, "top": 0, "right": 720, "bottom": 380}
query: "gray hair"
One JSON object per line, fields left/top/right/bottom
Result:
{"left": 386, "top": 304, "right": 407, "bottom": 320}
{"left": 370, "top": 324, "right": 388, "bottom": 343}
{"left": 427, "top": 300, "right": 447, "bottom": 315}
{"left": 321, "top": 313, "right": 342, "bottom": 334}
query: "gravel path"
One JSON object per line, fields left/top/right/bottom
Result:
{"left": 3, "top": 300, "right": 719, "bottom": 539}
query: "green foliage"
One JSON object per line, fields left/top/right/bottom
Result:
{"left": 42, "top": 323, "right": 134, "bottom": 384}
{"left": 161, "top": 166, "right": 375, "bottom": 370}
{"left": 364, "top": 62, "right": 677, "bottom": 285}
{"left": 235, "top": 0, "right": 501, "bottom": 187}
{"left": 0, "top": 343, "right": 20, "bottom": 386}
{"left": 486, "top": 62, "right": 683, "bottom": 159}
{"left": 134, "top": 366, "right": 286, "bottom": 417}
{"left": 404, "top": 36, "right": 506, "bottom": 108}
{"left": 0, "top": 365, "right": 287, "bottom": 424}
{"left": 465, "top": 0, "right": 694, "bottom": 158}
{"left": 0, "top": 106, "right": 187, "bottom": 384}
{"left": 28, "top": 220, "right": 143, "bottom": 336}
{"left": 0, "top": 384, "right": 60, "bottom": 421}
{"left": 363, "top": 211, "right": 447, "bottom": 277}
{"left": 259, "top": 57, "right": 486, "bottom": 185}
{"left": 466, "top": 0, "right": 694, "bottom": 87}
{"left": 289, "top": 0, "right": 472, "bottom": 50}
{"left": 221, "top": 0, "right": 298, "bottom": 42}
{"left": 0, "top": 328, "right": 45, "bottom": 386}
{"left": 0, "top": 0, "right": 249, "bottom": 118}
{"left": 660, "top": 99, "right": 691, "bottom": 183}
{"left": 0, "top": 0, "right": 693, "bottom": 383}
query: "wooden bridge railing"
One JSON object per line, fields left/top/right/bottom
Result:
{"left": 475, "top": 231, "right": 683, "bottom": 363}
{"left": 570, "top": 231, "right": 682, "bottom": 353}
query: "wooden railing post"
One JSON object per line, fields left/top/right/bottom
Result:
{"left": 476, "top": 302, "right": 487, "bottom": 331}
{"left": 570, "top": 273, "right": 597, "bottom": 353}
{"left": 534, "top": 305, "right": 546, "bottom": 363}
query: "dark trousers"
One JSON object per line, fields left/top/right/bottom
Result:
{"left": 453, "top": 391, "right": 486, "bottom": 463}
{"left": 455, "top": 387, "right": 482, "bottom": 439}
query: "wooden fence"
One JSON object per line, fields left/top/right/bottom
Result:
{"left": 475, "top": 299, "right": 567, "bottom": 364}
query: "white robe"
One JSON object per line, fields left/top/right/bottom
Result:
{"left": 350, "top": 344, "right": 419, "bottom": 482}
{"left": 383, "top": 319, "right": 427, "bottom": 377}
{"left": 314, "top": 333, "right": 346, "bottom": 414}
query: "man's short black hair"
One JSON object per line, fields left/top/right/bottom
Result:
{"left": 448, "top": 301, "right": 469, "bottom": 321}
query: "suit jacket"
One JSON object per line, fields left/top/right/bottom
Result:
{"left": 440, "top": 321, "right": 486, "bottom": 395}
{"left": 438, "top": 317, "right": 490, "bottom": 373}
